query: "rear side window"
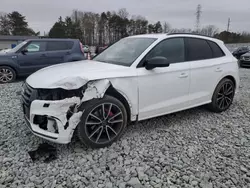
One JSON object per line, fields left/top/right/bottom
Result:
{"left": 186, "top": 38, "right": 213, "bottom": 61}
{"left": 207, "top": 41, "right": 225, "bottom": 58}
{"left": 46, "top": 41, "right": 74, "bottom": 51}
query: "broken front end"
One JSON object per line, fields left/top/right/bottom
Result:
{"left": 21, "top": 80, "right": 110, "bottom": 144}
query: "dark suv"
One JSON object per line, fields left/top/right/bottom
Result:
{"left": 0, "top": 39, "right": 86, "bottom": 83}
{"left": 232, "top": 46, "right": 249, "bottom": 59}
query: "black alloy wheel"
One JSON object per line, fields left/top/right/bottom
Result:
{"left": 208, "top": 78, "right": 235, "bottom": 113}
{"left": 77, "top": 95, "right": 127, "bottom": 148}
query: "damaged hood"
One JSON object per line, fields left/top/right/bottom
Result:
{"left": 26, "top": 60, "right": 135, "bottom": 90}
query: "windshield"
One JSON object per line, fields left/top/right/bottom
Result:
{"left": 8, "top": 41, "right": 28, "bottom": 53}
{"left": 93, "top": 37, "right": 157, "bottom": 66}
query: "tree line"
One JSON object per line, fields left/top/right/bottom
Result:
{"left": 48, "top": 9, "right": 168, "bottom": 46}
{"left": 0, "top": 11, "right": 39, "bottom": 36}
{"left": 1, "top": 9, "right": 250, "bottom": 45}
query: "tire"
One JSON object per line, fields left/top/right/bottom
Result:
{"left": 207, "top": 78, "right": 235, "bottom": 113}
{"left": 77, "top": 95, "right": 127, "bottom": 148}
{"left": 0, "top": 66, "right": 16, "bottom": 84}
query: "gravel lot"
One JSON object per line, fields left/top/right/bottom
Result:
{"left": 1, "top": 68, "right": 250, "bottom": 188}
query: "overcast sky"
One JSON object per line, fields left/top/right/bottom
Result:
{"left": 1, "top": 0, "right": 250, "bottom": 35}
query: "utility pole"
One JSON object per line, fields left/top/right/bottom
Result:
{"left": 74, "top": 10, "right": 78, "bottom": 23}
{"left": 227, "top": 18, "right": 231, "bottom": 32}
{"left": 195, "top": 4, "right": 202, "bottom": 32}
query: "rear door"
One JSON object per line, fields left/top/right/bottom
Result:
{"left": 17, "top": 41, "right": 47, "bottom": 74}
{"left": 186, "top": 37, "right": 226, "bottom": 106}
{"left": 45, "top": 41, "right": 74, "bottom": 65}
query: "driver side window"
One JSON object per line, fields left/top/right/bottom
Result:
{"left": 146, "top": 38, "right": 185, "bottom": 64}
{"left": 23, "top": 41, "right": 46, "bottom": 53}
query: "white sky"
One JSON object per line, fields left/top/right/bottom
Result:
{"left": 1, "top": 0, "right": 250, "bottom": 35}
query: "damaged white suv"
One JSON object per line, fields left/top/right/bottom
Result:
{"left": 21, "top": 33, "right": 239, "bottom": 148}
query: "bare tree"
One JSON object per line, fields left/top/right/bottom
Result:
{"left": 117, "top": 8, "right": 129, "bottom": 19}
{"left": 200, "top": 25, "right": 219, "bottom": 36}
{"left": 170, "top": 28, "right": 192, "bottom": 33}
{"left": 0, "top": 12, "right": 11, "bottom": 35}
{"left": 163, "top": 22, "right": 171, "bottom": 33}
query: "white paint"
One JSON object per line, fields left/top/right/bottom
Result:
{"left": 82, "top": 79, "right": 110, "bottom": 101}
{"left": 25, "top": 33, "right": 240, "bottom": 144}
{"left": 28, "top": 97, "right": 81, "bottom": 143}
{"left": 26, "top": 60, "right": 133, "bottom": 90}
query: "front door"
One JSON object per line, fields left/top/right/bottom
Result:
{"left": 17, "top": 41, "right": 48, "bottom": 74}
{"left": 136, "top": 37, "right": 191, "bottom": 120}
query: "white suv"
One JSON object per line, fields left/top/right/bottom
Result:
{"left": 21, "top": 33, "right": 239, "bottom": 148}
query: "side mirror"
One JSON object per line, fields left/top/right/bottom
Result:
{"left": 21, "top": 49, "right": 28, "bottom": 55}
{"left": 145, "top": 56, "right": 170, "bottom": 70}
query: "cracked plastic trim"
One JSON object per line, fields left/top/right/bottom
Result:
{"left": 27, "top": 79, "right": 112, "bottom": 143}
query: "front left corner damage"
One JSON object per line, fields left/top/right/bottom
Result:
{"left": 27, "top": 79, "right": 111, "bottom": 143}
{"left": 81, "top": 79, "right": 111, "bottom": 102}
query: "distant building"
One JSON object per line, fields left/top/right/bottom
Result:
{"left": 0, "top": 35, "right": 40, "bottom": 50}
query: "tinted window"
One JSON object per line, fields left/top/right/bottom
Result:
{"left": 186, "top": 38, "right": 213, "bottom": 61}
{"left": 46, "top": 41, "right": 74, "bottom": 51}
{"left": 24, "top": 41, "right": 46, "bottom": 52}
{"left": 207, "top": 41, "right": 225, "bottom": 58}
{"left": 146, "top": 38, "right": 185, "bottom": 64}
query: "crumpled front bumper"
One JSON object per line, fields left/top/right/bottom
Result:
{"left": 22, "top": 97, "right": 82, "bottom": 144}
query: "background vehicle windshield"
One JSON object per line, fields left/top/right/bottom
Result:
{"left": 8, "top": 41, "right": 27, "bottom": 53}
{"left": 93, "top": 37, "right": 156, "bottom": 66}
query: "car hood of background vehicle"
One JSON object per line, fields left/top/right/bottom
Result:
{"left": 0, "top": 51, "right": 14, "bottom": 57}
{"left": 242, "top": 52, "right": 250, "bottom": 57}
{"left": 26, "top": 60, "right": 135, "bottom": 90}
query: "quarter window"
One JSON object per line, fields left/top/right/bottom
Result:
{"left": 186, "top": 38, "right": 213, "bottom": 61}
{"left": 146, "top": 38, "right": 185, "bottom": 64}
{"left": 207, "top": 41, "right": 225, "bottom": 58}
{"left": 46, "top": 41, "right": 74, "bottom": 51}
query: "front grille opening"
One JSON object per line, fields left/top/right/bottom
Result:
{"left": 33, "top": 115, "right": 59, "bottom": 134}
{"left": 34, "top": 115, "right": 48, "bottom": 130}
{"left": 22, "top": 82, "right": 86, "bottom": 102}
{"left": 38, "top": 87, "right": 85, "bottom": 101}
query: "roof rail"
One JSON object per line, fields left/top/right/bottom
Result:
{"left": 167, "top": 32, "right": 215, "bottom": 38}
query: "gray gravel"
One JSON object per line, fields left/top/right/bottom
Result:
{"left": 1, "top": 69, "right": 250, "bottom": 188}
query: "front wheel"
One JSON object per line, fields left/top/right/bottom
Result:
{"left": 0, "top": 66, "right": 16, "bottom": 84}
{"left": 77, "top": 95, "right": 127, "bottom": 148}
{"left": 207, "top": 78, "right": 235, "bottom": 113}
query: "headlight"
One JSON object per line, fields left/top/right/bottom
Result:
{"left": 38, "top": 86, "right": 86, "bottom": 100}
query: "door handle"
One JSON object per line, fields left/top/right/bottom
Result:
{"left": 215, "top": 67, "right": 222, "bottom": 72}
{"left": 179, "top": 72, "right": 188, "bottom": 78}
{"left": 40, "top": 54, "right": 46, "bottom": 57}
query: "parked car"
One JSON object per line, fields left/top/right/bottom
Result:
{"left": 21, "top": 33, "right": 239, "bottom": 148}
{"left": 0, "top": 39, "right": 86, "bottom": 83}
{"left": 239, "top": 52, "right": 250, "bottom": 67}
{"left": 95, "top": 45, "right": 108, "bottom": 55}
{"left": 232, "top": 46, "right": 249, "bottom": 59}
{"left": 83, "top": 45, "right": 89, "bottom": 53}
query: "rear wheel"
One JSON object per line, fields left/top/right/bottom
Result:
{"left": 77, "top": 95, "right": 127, "bottom": 148}
{"left": 0, "top": 66, "right": 16, "bottom": 84}
{"left": 207, "top": 78, "right": 235, "bottom": 113}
